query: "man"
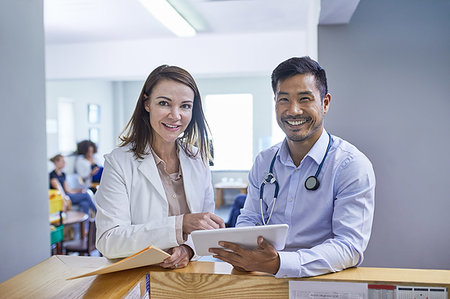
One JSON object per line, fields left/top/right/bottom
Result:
{"left": 210, "top": 57, "right": 375, "bottom": 278}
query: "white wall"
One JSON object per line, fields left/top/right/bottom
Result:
{"left": 0, "top": 0, "right": 49, "bottom": 283}
{"left": 45, "top": 31, "right": 312, "bottom": 80}
{"left": 46, "top": 80, "right": 116, "bottom": 166}
{"left": 319, "top": 0, "right": 450, "bottom": 269}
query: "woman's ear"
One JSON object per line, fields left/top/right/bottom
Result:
{"left": 144, "top": 101, "right": 150, "bottom": 112}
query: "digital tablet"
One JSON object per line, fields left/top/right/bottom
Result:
{"left": 191, "top": 224, "right": 289, "bottom": 256}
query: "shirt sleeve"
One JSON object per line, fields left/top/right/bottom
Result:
{"left": 75, "top": 156, "right": 92, "bottom": 180}
{"left": 276, "top": 154, "right": 375, "bottom": 278}
{"left": 175, "top": 215, "right": 185, "bottom": 245}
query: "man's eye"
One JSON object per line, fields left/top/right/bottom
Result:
{"left": 278, "top": 98, "right": 288, "bottom": 102}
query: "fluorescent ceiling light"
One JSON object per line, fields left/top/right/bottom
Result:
{"left": 138, "top": 0, "right": 196, "bottom": 37}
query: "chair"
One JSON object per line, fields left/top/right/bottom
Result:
{"left": 225, "top": 194, "right": 247, "bottom": 227}
{"left": 64, "top": 218, "right": 98, "bottom": 256}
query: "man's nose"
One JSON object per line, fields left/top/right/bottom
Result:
{"left": 288, "top": 102, "right": 303, "bottom": 115}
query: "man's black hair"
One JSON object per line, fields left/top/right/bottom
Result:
{"left": 271, "top": 56, "right": 328, "bottom": 100}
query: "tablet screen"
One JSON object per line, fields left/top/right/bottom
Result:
{"left": 191, "top": 224, "right": 289, "bottom": 256}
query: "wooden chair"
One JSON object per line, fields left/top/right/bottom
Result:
{"left": 64, "top": 218, "right": 98, "bottom": 256}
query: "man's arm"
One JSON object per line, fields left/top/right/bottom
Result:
{"left": 277, "top": 154, "right": 375, "bottom": 278}
{"left": 214, "top": 154, "right": 375, "bottom": 278}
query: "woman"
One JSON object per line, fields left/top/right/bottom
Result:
{"left": 95, "top": 65, "right": 225, "bottom": 269}
{"left": 75, "top": 140, "right": 103, "bottom": 189}
{"left": 49, "top": 154, "right": 97, "bottom": 216}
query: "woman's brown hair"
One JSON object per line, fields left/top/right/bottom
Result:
{"left": 119, "top": 65, "right": 211, "bottom": 162}
{"left": 49, "top": 154, "right": 63, "bottom": 163}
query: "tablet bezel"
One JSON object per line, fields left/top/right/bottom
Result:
{"left": 191, "top": 224, "right": 289, "bottom": 256}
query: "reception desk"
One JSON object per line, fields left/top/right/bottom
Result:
{"left": 1, "top": 256, "right": 449, "bottom": 298}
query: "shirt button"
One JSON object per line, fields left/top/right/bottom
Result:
{"left": 172, "top": 194, "right": 176, "bottom": 198}
{"left": 288, "top": 198, "right": 293, "bottom": 202}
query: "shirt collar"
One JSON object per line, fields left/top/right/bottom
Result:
{"left": 150, "top": 146, "right": 182, "bottom": 178}
{"left": 278, "top": 129, "right": 329, "bottom": 166}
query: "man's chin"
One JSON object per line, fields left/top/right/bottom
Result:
{"left": 286, "top": 133, "right": 309, "bottom": 142}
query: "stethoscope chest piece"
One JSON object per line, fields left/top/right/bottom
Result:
{"left": 305, "top": 175, "right": 320, "bottom": 191}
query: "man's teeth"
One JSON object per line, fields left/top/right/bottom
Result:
{"left": 287, "top": 120, "right": 306, "bottom": 125}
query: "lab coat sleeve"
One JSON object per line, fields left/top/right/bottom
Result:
{"left": 185, "top": 161, "right": 215, "bottom": 258}
{"left": 276, "top": 154, "right": 375, "bottom": 278}
{"left": 95, "top": 153, "right": 179, "bottom": 259}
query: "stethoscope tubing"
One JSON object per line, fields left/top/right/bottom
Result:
{"left": 259, "top": 133, "right": 332, "bottom": 225}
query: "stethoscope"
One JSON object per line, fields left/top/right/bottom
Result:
{"left": 259, "top": 133, "right": 332, "bottom": 225}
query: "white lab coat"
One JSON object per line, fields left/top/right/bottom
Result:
{"left": 95, "top": 143, "right": 214, "bottom": 259}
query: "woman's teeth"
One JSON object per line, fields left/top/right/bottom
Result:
{"left": 164, "top": 123, "right": 178, "bottom": 128}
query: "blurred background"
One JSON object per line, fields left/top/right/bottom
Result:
{"left": 1, "top": 0, "right": 449, "bottom": 283}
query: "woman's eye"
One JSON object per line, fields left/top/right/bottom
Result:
{"left": 158, "top": 101, "right": 169, "bottom": 106}
{"left": 181, "top": 104, "right": 192, "bottom": 109}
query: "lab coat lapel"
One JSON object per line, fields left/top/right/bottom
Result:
{"left": 179, "top": 150, "right": 197, "bottom": 213}
{"left": 137, "top": 153, "right": 167, "bottom": 201}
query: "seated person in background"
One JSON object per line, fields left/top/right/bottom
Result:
{"left": 210, "top": 57, "right": 375, "bottom": 278}
{"left": 95, "top": 65, "right": 225, "bottom": 269}
{"left": 75, "top": 140, "right": 103, "bottom": 190}
{"left": 50, "top": 154, "right": 97, "bottom": 216}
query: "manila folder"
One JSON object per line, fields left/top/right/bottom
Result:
{"left": 68, "top": 246, "right": 170, "bottom": 280}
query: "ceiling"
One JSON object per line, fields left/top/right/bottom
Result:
{"left": 44, "top": 0, "right": 360, "bottom": 45}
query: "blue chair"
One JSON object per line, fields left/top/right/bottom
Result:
{"left": 226, "top": 194, "right": 246, "bottom": 227}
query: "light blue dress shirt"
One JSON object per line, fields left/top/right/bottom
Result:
{"left": 236, "top": 129, "right": 375, "bottom": 278}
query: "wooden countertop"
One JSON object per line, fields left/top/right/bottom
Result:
{"left": 1, "top": 255, "right": 449, "bottom": 298}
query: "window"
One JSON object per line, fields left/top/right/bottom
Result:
{"left": 57, "top": 99, "right": 76, "bottom": 154}
{"left": 272, "top": 106, "right": 285, "bottom": 145}
{"left": 204, "top": 94, "right": 253, "bottom": 170}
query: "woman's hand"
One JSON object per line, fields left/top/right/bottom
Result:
{"left": 183, "top": 212, "right": 225, "bottom": 234}
{"left": 159, "top": 245, "right": 193, "bottom": 269}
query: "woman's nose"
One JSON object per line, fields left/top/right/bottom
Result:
{"left": 169, "top": 107, "right": 181, "bottom": 120}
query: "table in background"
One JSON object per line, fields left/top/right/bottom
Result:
{"left": 214, "top": 182, "right": 248, "bottom": 209}
{"left": 52, "top": 211, "right": 89, "bottom": 255}
{"left": 1, "top": 256, "right": 449, "bottom": 298}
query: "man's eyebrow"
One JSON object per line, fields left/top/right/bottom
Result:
{"left": 297, "top": 91, "right": 313, "bottom": 96}
{"left": 277, "top": 91, "right": 313, "bottom": 96}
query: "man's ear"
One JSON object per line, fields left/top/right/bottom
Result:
{"left": 322, "top": 93, "right": 331, "bottom": 114}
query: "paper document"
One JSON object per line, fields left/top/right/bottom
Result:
{"left": 68, "top": 246, "right": 170, "bottom": 280}
{"left": 289, "top": 281, "right": 368, "bottom": 299}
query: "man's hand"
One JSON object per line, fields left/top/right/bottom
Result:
{"left": 209, "top": 236, "right": 280, "bottom": 275}
{"left": 159, "top": 245, "right": 193, "bottom": 269}
{"left": 183, "top": 212, "right": 225, "bottom": 234}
